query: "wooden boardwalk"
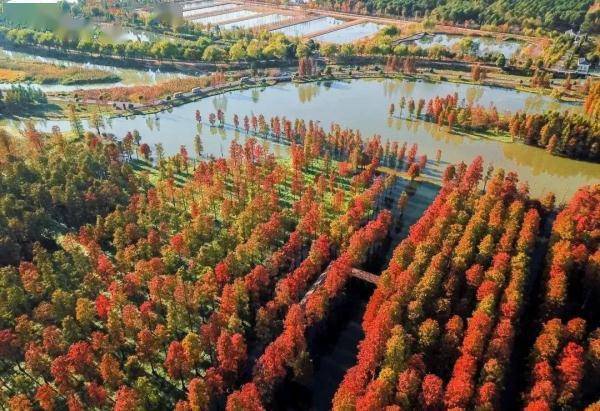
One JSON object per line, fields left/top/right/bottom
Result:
{"left": 351, "top": 268, "right": 378, "bottom": 284}
{"left": 300, "top": 264, "right": 378, "bottom": 305}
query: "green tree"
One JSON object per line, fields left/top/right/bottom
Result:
{"left": 229, "top": 41, "right": 247, "bottom": 61}
{"left": 296, "top": 42, "right": 311, "bottom": 59}
{"left": 68, "top": 105, "right": 84, "bottom": 138}
{"left": 321, "top": 43, "right": 338, "bottom": 58}
{"left": 202, "top": 45, "right": 226, "bottom": 62}
{"left": 194, "top": 134, "right": 203, "bottom": 161}
{"left": 89, "top": 108, "right": 104, "bottom": 135}
{"left": 246, "top": 39, "right": 263, "bottom": 60}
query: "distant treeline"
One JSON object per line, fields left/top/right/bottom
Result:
{"left": 313, "top": 0, "right": 595, "bottom": 32}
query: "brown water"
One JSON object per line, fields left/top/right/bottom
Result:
{"left": 4, "top": 78, "right": 598, "bottom": 199}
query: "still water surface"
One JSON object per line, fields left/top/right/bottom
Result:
{"left": 412, "top": 34, "right": 523, "bottom": 58}
{"left": 6, "top": 78, "right": 598, "bottom": 199}
{"left": 313, "top": 22, "right": 383, "bottom": 44}
{"left": 274, "top": 17, "right": 345, "bottom": 38}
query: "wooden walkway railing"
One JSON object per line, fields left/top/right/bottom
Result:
{"left": 300, "top": 264, "right": 378, "bottom": 304}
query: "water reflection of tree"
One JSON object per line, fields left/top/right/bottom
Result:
{"left": 404, "top": 117, "right": 420, "bottom": 135}
{"left": 251, "top": 89, "right": 260, "bottom": 103}
{"left": 145, "top": 116, "right": 154, "bottom": 131}
{"left": 425, "top": 122, "right": 465, "bottom": 146}
{"left": 523, "top": 94, "right": 545, "bottom": 113}
{"left": 382, "top": 79, "right": 401, "bottom": 98}
{"left": 465, "top": 86, "right": 484, "bottom": 106}
{"left": 297, "top": 83, "right": 320, "bottom": 104}
{"left": 212, "top": 94, "right": 228, "bottom": 112}
{"left": 401, "top": 80, "right": 415, "bottom": 97}
{"left": 388, "top": 115, "right": 425, "bottom": 135}
{"left": 500, "top": 142, "right": 600, "bottom": 199}
{"left": 381, "top": 78, "right": 417, "bottom": 101}
{"left": 388, "top": 114, "right": 598, "bottom": 199}
{"left": 501, "top": 140, "right": 598, "bottom": 180}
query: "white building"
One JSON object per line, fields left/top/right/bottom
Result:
{"left": 577, "top": 58, "right": 591, "bottom": 75}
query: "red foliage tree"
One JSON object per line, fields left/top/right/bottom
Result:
{"left": 226, "top": 383, "right": 265, "bottom": 411}
{"left": 420, "top": 374, "right": 444, "bottom": 410}
{"left": 114, "top": 386, "right": 140, "bottom": 411}
{"left": 165, "top": 341, "right": 191, "bottom": 384}
{"left": 188, "top": 377, "right": 209, "bottom": 411}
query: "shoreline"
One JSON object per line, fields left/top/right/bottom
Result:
{"left": 30, "top": 67, "right": 582, "bottom": 122}
{"left": 0, "top": 74, "right": 122, "bottom": 87}
{"left": 2, "top": 68, "right": 592, "bottom": 165}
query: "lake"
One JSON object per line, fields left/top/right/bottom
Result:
{"left": 191, "top": 10, "right": 259, "bottom": 26}
{"left": 412, "top": 34, "right": 523, "bottom": 58}
{"left": 220, "top": 14, "right": 292, "bottom": 30}
{"left": 273, "top": 17, "right": 346, "bottom": 38}
{"left": 313, "top": 22, "right": 383, "bottom": 44}
{"left": 4, "top": 78, "right": 597, "bottom": 199}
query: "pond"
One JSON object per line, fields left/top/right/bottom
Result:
{"left": 220, "top": 14, "right": 292, "bottom": 30}
{"left": 412, "top": 34, "right": 523, "bottom": 58}
{"left": 191, "top": 10, "right": 259, "bottom": 26}
{"left": 182, "top": 0, "right": 218, "bottom": 11}
{"left": 313, "top": 22, "right": 383, "bottom": 44}
{"left": 0, "top": 48, "right": 195, "bottom": 92}
{"left": 273, "top": 17, "right": 346, "bottom": 38}
{"left": 4, "top": 78, "right": 597, "bottom": 199}
{"left": 182, "top": 3, "right": 237, "bottom": 18}
{"left": 95, "top": 24, "right": 168, "bottom": 44}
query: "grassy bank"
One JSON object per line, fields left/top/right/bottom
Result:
{"left": 42, "top": 78, "right": 281, "bottom": 120}
{"left": 0, "top": 57, "right": 120, "bottom": 85}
